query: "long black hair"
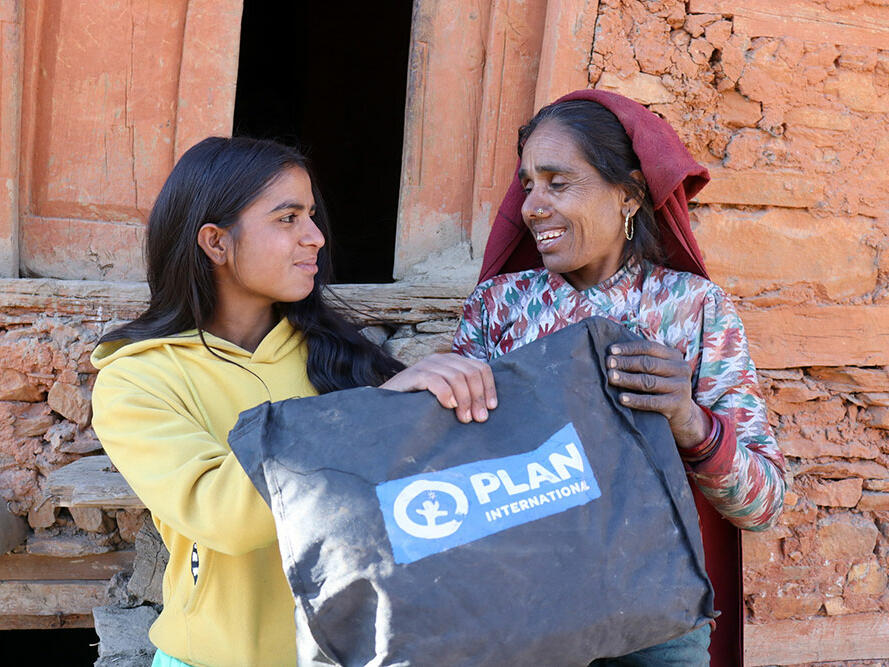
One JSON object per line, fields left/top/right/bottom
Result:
{"left": 99, "top": 136, "right": 404, "bottom": 393}
{"left": 517, "top": 100, "right": 664, "bottom": 267}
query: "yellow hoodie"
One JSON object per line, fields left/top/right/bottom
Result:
{"left": 91, "top": 318, "right": 316, "bottom": 667}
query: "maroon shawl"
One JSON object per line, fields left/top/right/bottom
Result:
{"left": 477, "top": 89, "right": 741, "bottom": 666}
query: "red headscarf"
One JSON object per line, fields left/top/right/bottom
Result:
{"left": 478, "top": 90, "right": 742, "bottom": 666}
{"left": 478, "top": 89, "right": 711, "bottom": 283}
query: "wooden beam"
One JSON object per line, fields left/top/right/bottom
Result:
{"left": 4, "top": 279, "right": 889, "bottom": 370}
{"left": 745, "top": 614, "right": 889, "bottom": 665}
{"left": 46, "top": 455, "right": 144, "bottom": 510}
{"left": 533, "top": 0, "right": 599, "bottom": 109}
{"left": 0, "top": 580, "right": 109, "bottom": 615}
{"left": 0, "top": 613, "right": 93, "bottom": 630}
{"left": 0, "top": 278, "right": 468, "bottom": 325}
{"left": 174, "top": 0, "right": 243, "bottom": 160}
{"left": 0, "top": 551, "right": 135, "bottom": 581}
{"left": 394, "top": 0, "right": 490, "bottom": 279}
{"left": 467, "top": 0, "right": 546, "bottom": 262}
{"left": 327, "top": 283, "right": 465, "bottom": 325}
{"left": 0, "top": 277, "right": 149, "bottom": 320}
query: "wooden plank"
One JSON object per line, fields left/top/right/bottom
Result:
{"left": 19, "top": 2, "right": 192, "bottom": 281}
{"left": 394, "top": 0, "right": 490, "bottom": 278}
{"left": 467, "top": 0, "right": 546, "bottom": 263}
{"left": 46, "top": 455, "right": 144, "bottom": 510}
{"left": 0, "top": 613, "right": 93, "bottom": 630}
{"left": 328, "top": 284, "right": 465, "bottom": 325}
{"left": 0, "top": 0, "right": 24, "bottom": 277}
{"left": 533, "top": 0, "right": 599, "bottom": 109}
{"left": 740, "top": 304, "right": 889, "bottom": 369}
{"left": 0, "top": 277, "right": 149, "bottom": 320}
{"left": 26, "top": 532, "right": 115, "bottom": 558}
{"left": 3, "top": 279, "right": 888, "bottom": 371}
{"left": 0, "top": 278, "right": 467, "bottom": 325}
{"left": 20, "top": 215, "right": 145, "bottom": 282}
{"left": 0, "top": 551, "right": 135, "bottom": 581}
{"left": 0, "top": 580, "right": 109, "bottom": 615}
{"left": 745, "top": 613, "right": 889, "bottom": 665}
{"left": 173, "top": 0, "right": 242, "bottom": 160}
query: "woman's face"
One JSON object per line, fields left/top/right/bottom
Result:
{"left": 224, "top": 166, "right": 325, "bottom": 307}
{"left": 519, "top": 121, "right": 633, "bottom": 291}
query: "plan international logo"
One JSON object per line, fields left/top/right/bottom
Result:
{"left": 375, "top": 423, "right": 601, "bottom": 564}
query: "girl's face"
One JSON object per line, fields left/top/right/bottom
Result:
{"left": 519, "top": 121, "right": 632, "bottom": 291}
{"left": 222, "top": 166, "right": 325, "bottom": 309}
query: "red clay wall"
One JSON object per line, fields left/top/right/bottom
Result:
{"left": 588, "top": 1, "right": 889, "bottom": 663}
{"left": 0, "top": 0, "right": 888, "bottom": 663}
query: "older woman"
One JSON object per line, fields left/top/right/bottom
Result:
{"left": 453, "top": 90, "right": 786, "bottom": 665}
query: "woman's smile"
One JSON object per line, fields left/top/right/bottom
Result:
{"left": 534, "top": 227, "right": 567, "bottom": 252}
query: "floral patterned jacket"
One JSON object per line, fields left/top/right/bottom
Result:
{"left": 452, "top": 260, "right": 786, "bottom": 531}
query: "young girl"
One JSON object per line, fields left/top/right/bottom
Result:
{"left": 91, "top": 137, "right": 496, "bottom": 667}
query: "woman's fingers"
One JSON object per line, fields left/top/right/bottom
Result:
{"left": 436, "top": 354, "right": 498, "bottom": 422}
{"left": 606, "top": 340, "right": 691, "bottom": 396}
{"left": 609, "top": 340, "right": 680, "bottom": 360}
{"left": 608, "top": 367, "right": 686, "bottom": 394}
{"left": 439, "top": 362, "right": 477, "bottom": 423}
{"left": 617, "top": 391, "right": 675, "bottom": 412}
{"left": 605, "top": 342, "right": 710, "bottom": 446}
{"left": 380, "top": 354, "right": 497, "bottom": 423}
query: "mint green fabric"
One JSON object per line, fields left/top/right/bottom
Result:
{"left": 151, "top": 649, "right": 192, "bottom": 667}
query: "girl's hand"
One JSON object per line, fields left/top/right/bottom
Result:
{"left": 380, "top": 353, "right": 498, "bottom": 423}
{"left": 606, "top": 341, "right": 710, "bottom": 449}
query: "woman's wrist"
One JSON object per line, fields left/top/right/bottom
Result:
{"left": 678, "top": 406, "right": 723, "bottom": 463}
{"left": 672, "top": 404, "right": 712, "bottom": 450}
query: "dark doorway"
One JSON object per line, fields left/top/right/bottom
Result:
{"left": 2, "top": 628, "right": 99, "bottom": 664}
{"left": 233, "top": 1, "right": 413, "bottom": 284}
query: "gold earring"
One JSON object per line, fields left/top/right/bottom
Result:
{"left": 624, "top": 211, "right": 634, "bottom": 241}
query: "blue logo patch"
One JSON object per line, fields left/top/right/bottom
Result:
{"left": 375, "top": 423, "right": 600, "bottom": 564}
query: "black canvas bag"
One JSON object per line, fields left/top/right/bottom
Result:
{"left": 229, "top": 316, "right": 716, "bottom": 666}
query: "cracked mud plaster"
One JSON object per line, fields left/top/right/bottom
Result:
{"left": 589, "top": 0, "right": 743, "bottom": 160}
{"left": 588, "top": 0, "right": 889, "bottom": 183}
{"left": 583, "top": 0, "right": 889, "bottom": 641}
{"left": 587, "top": 0, "right": 889, "bottom": 300}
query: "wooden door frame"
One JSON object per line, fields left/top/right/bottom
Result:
{"left": 0, "top": 0, "right": 23, "bottom": 277}
{"left": 395, "top": 0, "right": 599, "bottom": 281}
{"left": 4, "top": 0, "right": 600, "bottom": 283}
{"left": 11, "top": 0, "right": 242, "bottom": 281}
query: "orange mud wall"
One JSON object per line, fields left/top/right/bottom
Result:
{"left": 0, "top": 0, "right": 888, "bottom": 664}
{"left": 584, "top": 3, "right": 889, "bottom": 665}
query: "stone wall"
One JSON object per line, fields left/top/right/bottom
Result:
{"left": 588, "top": 1, "right": 889, "bottom": 664}
{"left": 0, "top": 291, "right": 147, "bottom": 547}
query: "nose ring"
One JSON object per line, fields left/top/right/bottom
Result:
{"left": 535, "top": 208, "right": 546, "bottom": 216}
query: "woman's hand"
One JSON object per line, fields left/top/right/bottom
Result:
{"left": 380, "top": 353, "right": 498, "bottom": 423}
{"left": 606, "top": 341, "right": 710, "bottom": 449}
